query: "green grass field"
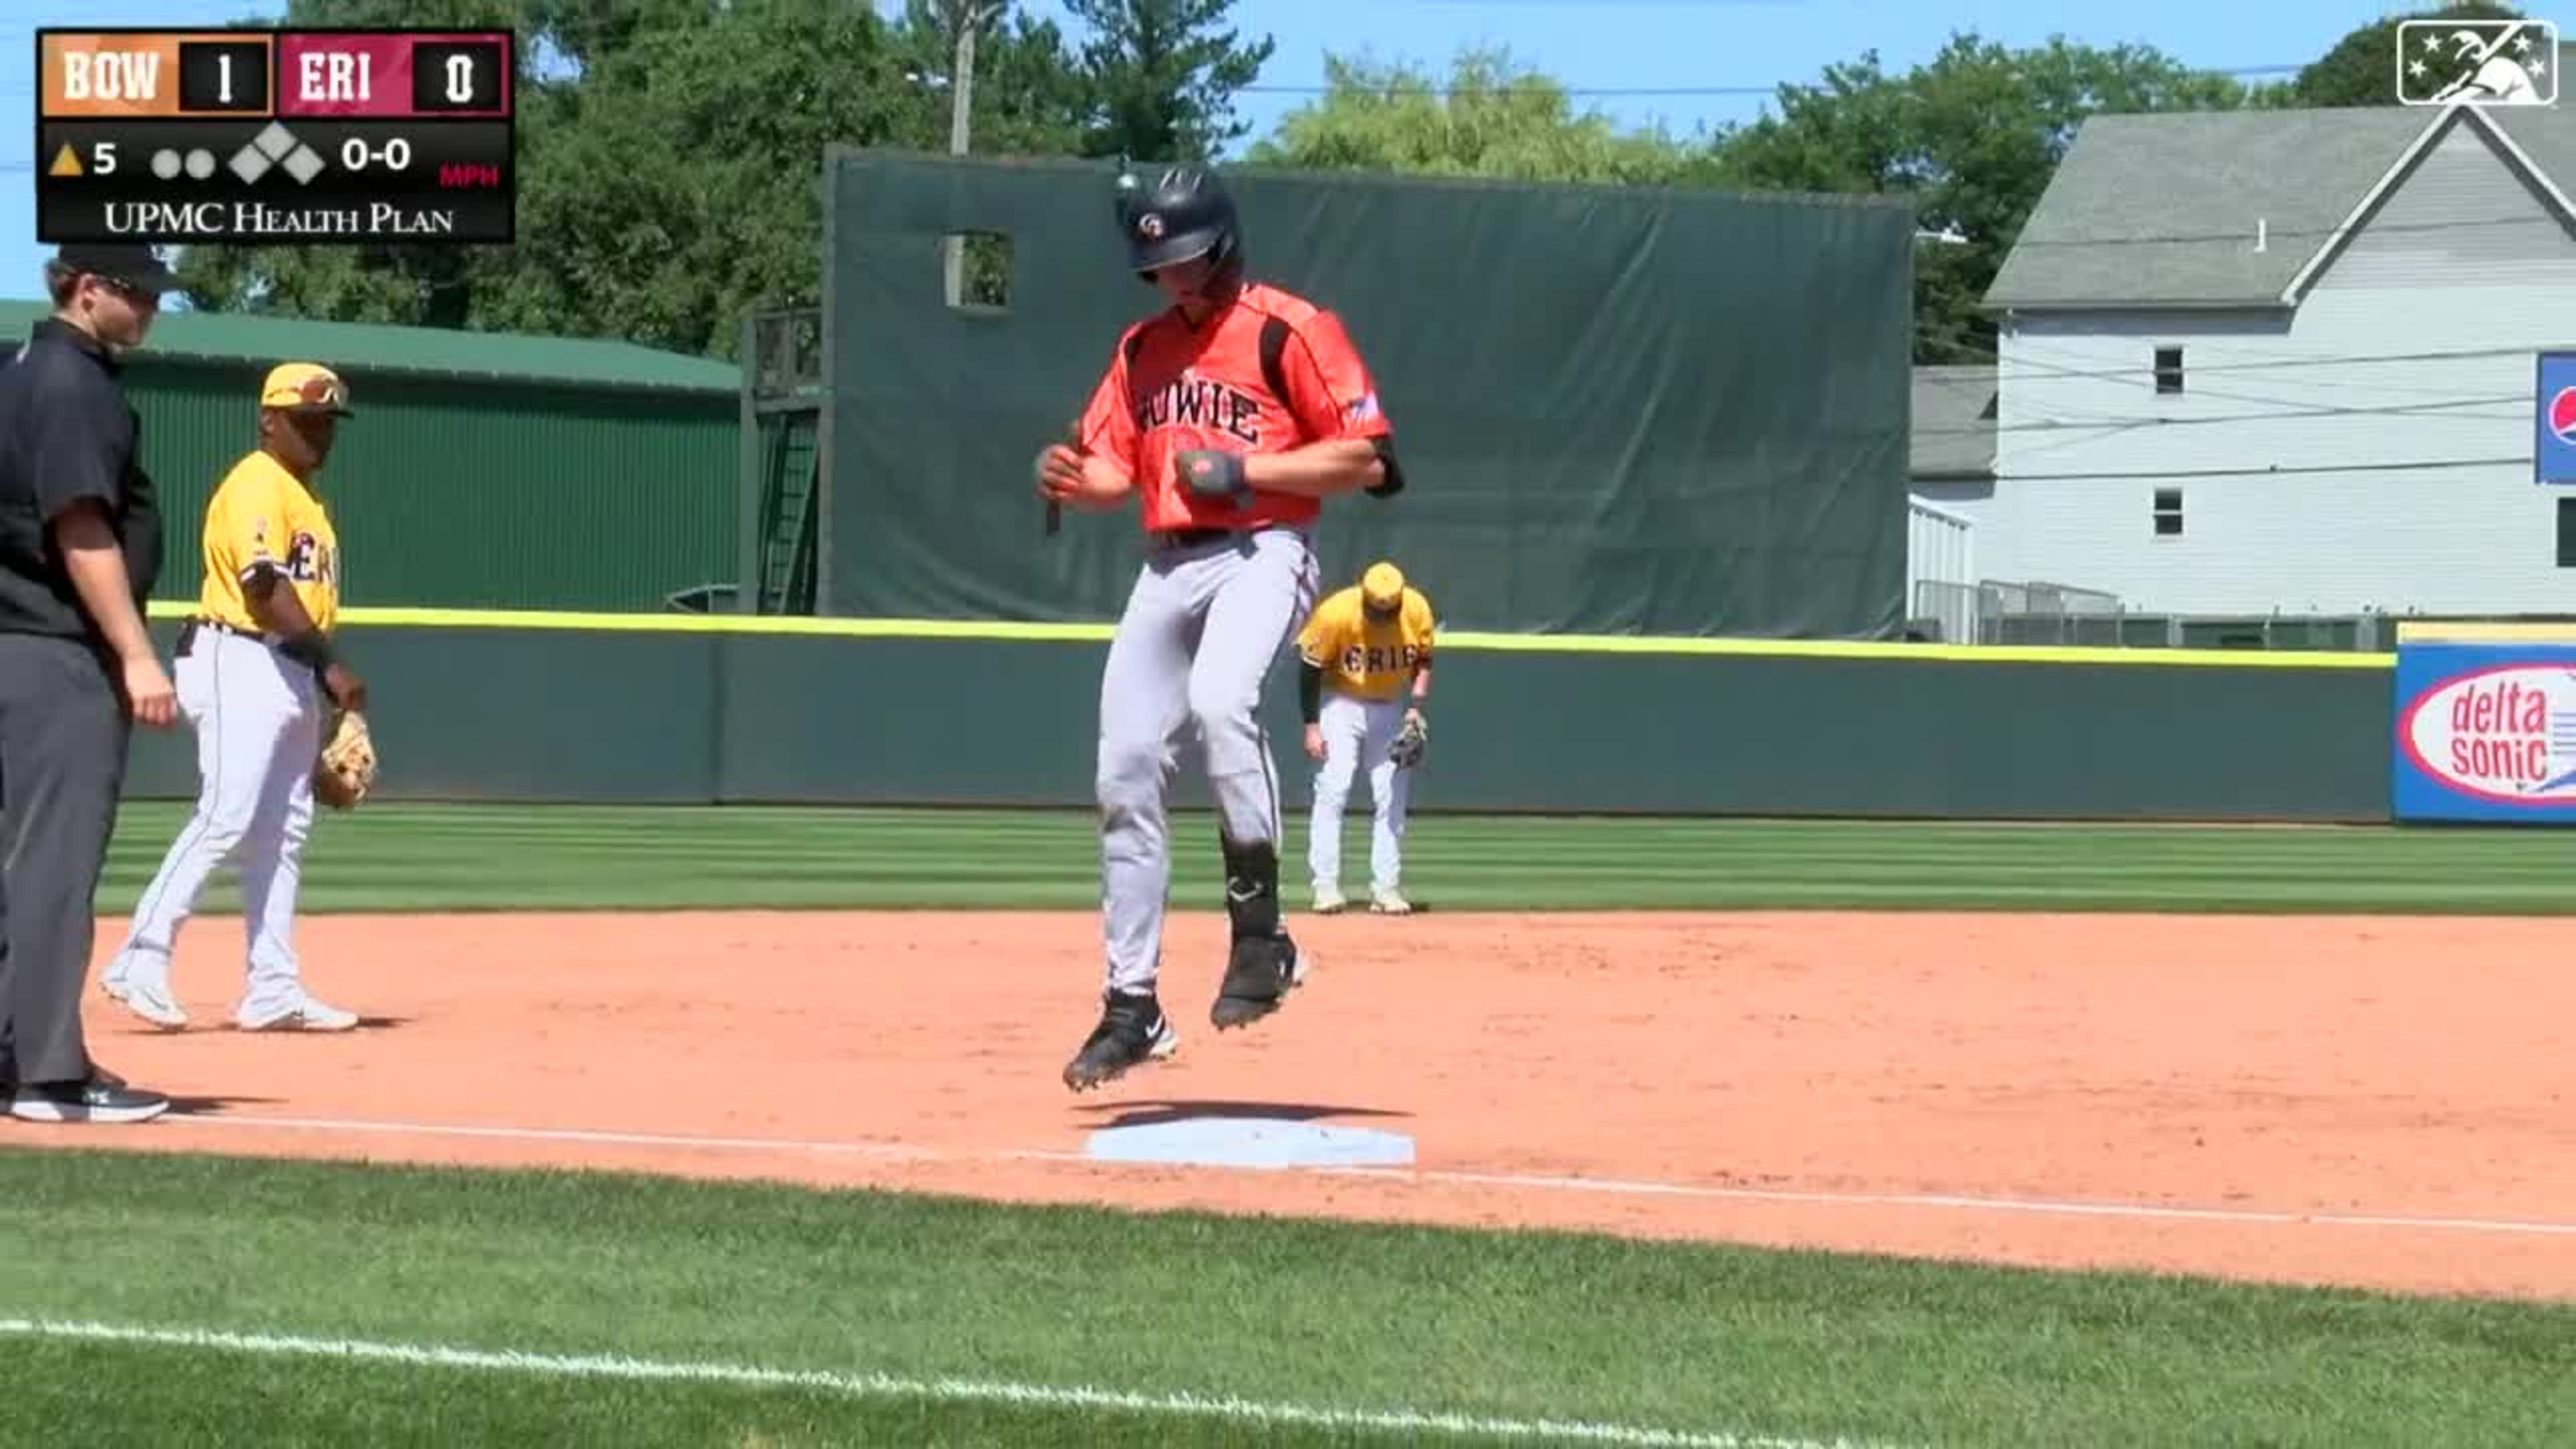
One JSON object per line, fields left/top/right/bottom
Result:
{"left": 6, "top": 1152, "right": 2574, "bottom": 1449}
{"left": 92, "top": 801, "right": 2576, "bottom": 915}
{"left": 7, "top": 803, "right": 2568, "bottom": 1447}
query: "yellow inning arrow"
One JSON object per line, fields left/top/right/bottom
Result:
{"left": 48, "top": 144, "right": 83, "bottom": 178}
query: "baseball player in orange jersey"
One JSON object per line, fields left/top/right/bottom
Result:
{"left": 1297, "top": 561, "right": 1434, "bottom": 915}
{"left": 1037, "top": 163, "right": 1405, "bottom": 1092}
{"left": 100, "top": 363, "right": 365, "bottom": 1033}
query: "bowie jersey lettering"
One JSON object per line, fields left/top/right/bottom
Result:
{"left": 198, "top": 450, "right": 340, "bottom": 635}
{"left": 1298, "top": 584, "right": 1435, "bottom": 702}
{"left": 1077, "top": 282, "right": 1392, "bottom": 534}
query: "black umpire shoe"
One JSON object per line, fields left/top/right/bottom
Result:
{"left": 1210, "top": 933, "right": 1309, "bottom": 1030}
{"left": 1063, "top": 990, "right": 1179, "bottom": 1093}
{"left": 10, "top": 1072, "right": 170, "bottom": 1125}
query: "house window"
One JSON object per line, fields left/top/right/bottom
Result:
{"left": 2154, "top": 345, "right": 2184, "bottom": 394}
{"left": 2559, "top": 498, "right": 2576, "bottom": 568}
{"left": 2153, "top": 487, "right": 2183, "bottom": 537}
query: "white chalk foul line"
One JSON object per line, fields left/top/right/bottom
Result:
{"left": 162, "top": 1111, "right": 2576, "bottom": 1240}
{"left": 0, "top": 1318, "right": 1881, "bottom": 1449}
{"left": 1297, "top": 1166, "right": 2576, "bottom": 1240}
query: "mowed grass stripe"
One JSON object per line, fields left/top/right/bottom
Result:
{"left": 94, "top": 804, "right": 2573, "bottom": 915}
{"left": 4, "top": 1151, "right": 2572, "bottom": 1449}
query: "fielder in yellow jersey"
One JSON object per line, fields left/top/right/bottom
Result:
{"left": 103, "top": 362, "right": 368, "bottom": 1034}
{"left": 194, "top": 448, "right": 340, "bottom": 631}
{"left": 1295, "top": 559, "right": 1434, "bottom": 915}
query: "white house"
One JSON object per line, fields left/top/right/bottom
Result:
{"left": 1968, "top": 102, "right": 2576, "bottom": 617}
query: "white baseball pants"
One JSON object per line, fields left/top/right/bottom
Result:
{"left": 1306, "top": 691, "right": 1413, "bottom": 896}
{"left": 107, "top": 625, "right": 325, "bottom": 1018}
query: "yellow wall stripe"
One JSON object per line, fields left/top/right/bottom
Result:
{"left": 143, "top": 600, "right": 2398, "bottom": 669}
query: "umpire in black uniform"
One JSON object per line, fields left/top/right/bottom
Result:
{"left": 0, "top": 243, "right": 183, "bottom": 1125}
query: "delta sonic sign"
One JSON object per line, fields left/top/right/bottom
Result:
{"left": 2393, "top": 626, "right": 2576, "bottom": 822}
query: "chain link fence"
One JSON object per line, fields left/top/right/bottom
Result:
{"left": 1902, "top": 580, "right": 2462, "bottom": 653}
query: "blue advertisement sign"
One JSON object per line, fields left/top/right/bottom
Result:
{"left": 2393, "top": 638, "right": 2576, "bottom": 823}
{"left": 2535, "top": 349, "right": 2576, "bottom": 484}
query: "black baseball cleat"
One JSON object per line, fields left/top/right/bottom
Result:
{"left": 1211, "top": 933, "right": 1310, "bottom": 1030}
{"left": 1063, "top": 990, "right": 1179, "bottom": 1093}
{"left": 9, "top": 1073, "right": 170, "bottom": 1125}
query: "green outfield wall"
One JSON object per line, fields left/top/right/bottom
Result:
{"left": 116, "top": 610, "right": 2396, "bottom": 822}
{"left": 817, "top": 151, "right": 1916, "bottom": 640}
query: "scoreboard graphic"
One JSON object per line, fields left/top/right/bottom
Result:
{"left": 36, "top": 27, "right": 514, "bottom": 246}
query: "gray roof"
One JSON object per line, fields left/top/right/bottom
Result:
{"left": 1911, "top": 365, "right": 1994, "bottom": 478}
{"left": 1983, "top": 104, "right": 2576, "bottom": 310}
{"left": 0, "top": 299, "right": 741, "bottom": 396}
{"left": 2489, "top": 103, "right": 2576, "bottom": 197}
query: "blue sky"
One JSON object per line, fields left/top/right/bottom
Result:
{"left": 0, "top": 1, "right": 2510, "bottom": 309}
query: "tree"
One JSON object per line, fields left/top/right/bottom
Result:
{"left": 1248, "top": 46, "right": 1695, "bottom": 186}
{"left": 477, "top": 0, "right": 949, "bottom": 355}
{"left": 1061, "top": 0, "right": 1274, "bottom": 161}
{"left": 889, "top": 0, "right": 1093, "bottom": 161}
{"left": 1705, "top": 34, "right": 2257, "bottom": 362}
{"left": 176, "top": 0, "right": 1098, "bottom": 351}
{"left": 172, "top": 1, "right": 1275, "bottom": 345}
{"left": 172, "top": 0, "right": 545, "bottom": 323}
{"left": 2280, "top": 2, "right": 2529, "bottom": 107}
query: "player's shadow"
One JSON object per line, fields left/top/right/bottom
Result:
{"left": 163, "top": 1094, "right": 286, "bottom": 1116}
{"left": 1073, "top": 1099, "right": 1411, "bottom": 1130}
{"left": 220, "top": 1014, "right": 415, "bottom": 1034}
{"left": 1323, "top": 900, "right": 1436, "bottom": 916}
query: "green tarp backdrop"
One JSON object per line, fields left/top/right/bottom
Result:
{"left": 821, "top": 150, "right": 1917, "bottom": 638}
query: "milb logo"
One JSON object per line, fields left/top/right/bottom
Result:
{"left": 2396, "top": 19, "right": 2557, "bottom": 106}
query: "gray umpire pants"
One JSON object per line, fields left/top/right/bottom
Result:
{"left": 0, "top": 631, "right": 130, "bottom": 1088}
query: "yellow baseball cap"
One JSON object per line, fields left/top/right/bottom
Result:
{"left": 260, "top": 362, "right": 354, "bottom": 415}
{"left": 1362, "top": 561, "right": 1405, "bottom": 611}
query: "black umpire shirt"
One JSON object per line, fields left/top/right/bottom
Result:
{"left": 0, "top": 318, "right": 162, "bottom": 641}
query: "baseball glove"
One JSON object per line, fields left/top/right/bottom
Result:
{"left": 1390, "top": 709, "right": 1427, "bottom": 769}
{"left": 313, "top": 708, "right": 379, "bottom": 810}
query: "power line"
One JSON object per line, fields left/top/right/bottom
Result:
{"left": 1945, "top": 335, "right": 2532, "bottom": 414}
{"left": 1994, "top": 454, "right": 2529, "bottom": 482}
{"left": 1999, "top": 210, "right": 2572, "bottom": 250}
{"left": 1909, "top": 393, "right": 2525, "bottom": 440}
{"left": 1995, "top": 335, "right": 2547, "bottom": 403}
{"left": 1242, "top": 62, "right": 2309, "bottom": 98}
{"left": 1948, "top": 341, "right": 2558, "bottom": 384}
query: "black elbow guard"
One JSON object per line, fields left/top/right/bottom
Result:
{"left": 1298, "top": 661, "right": 1322, "bottom": 723}
{"left": 1364, "top": 435, "right": 1404, "bottom": 498}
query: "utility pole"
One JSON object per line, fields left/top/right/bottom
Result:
{"left": 939, "top": 1, "right": 1003, "bottom": 306}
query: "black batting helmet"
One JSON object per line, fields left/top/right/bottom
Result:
{"left": 1115, "top": 163, "right": 1240, "bottom": 278}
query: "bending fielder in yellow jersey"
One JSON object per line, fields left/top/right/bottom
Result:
{"left": 1295, "top": 560, "right": 1434, "bottom": 915}
{"left": 101, "top": 362, "right": 368, "bottom": 1034}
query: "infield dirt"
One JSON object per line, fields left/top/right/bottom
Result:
{"left": 22, "top": 908, "right": 2576, "bottom": 1301}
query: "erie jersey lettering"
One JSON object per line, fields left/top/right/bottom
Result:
{"left": 1077, "top": 282, "right": 1393, "bottom": 534}
{"left": 1298, "top": 585, "right": 1436, "bottom": 702}
{"left": 199, "top": 449, "right": 340, "bottom": 635}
